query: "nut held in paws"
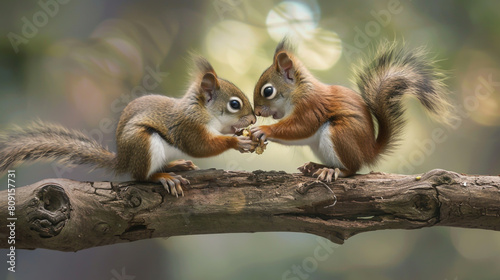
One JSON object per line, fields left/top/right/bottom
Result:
{"left": 234, "top": 126, "right": 268, "bottom": 154}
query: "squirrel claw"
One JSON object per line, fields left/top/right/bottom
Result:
{"left": 334, "top": 168, "right": 340, "bottom": 181}
{"left": 308, "top": 167, "right": 341, "bottom": 182}
{"left": 312, "top": 168, "right": 338, "bottom": 182}
{"left": 152, "top": 172, "right": 188, "bottom": 197}
{"left": 249, "top": 126, "right": 267, "bottom": 145}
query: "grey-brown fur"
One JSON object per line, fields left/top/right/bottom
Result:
{"left": 0, "top": 121, "right": 116, "bottom": 174}
{"left": 0, "top": 56, "right": 255, "bottom": 181}
{"left": 352, "top": 42, "right": 453, "bottom": 156}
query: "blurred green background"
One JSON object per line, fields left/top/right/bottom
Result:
{"left": 1, "top": 0, "right": 500, "bottom": 279}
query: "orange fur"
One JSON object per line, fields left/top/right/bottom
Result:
{"left": 262, "top": 82, "right": 378, "bottom": 174}
{"left": 253, "top": 38, "right": 451, "bottom": 177}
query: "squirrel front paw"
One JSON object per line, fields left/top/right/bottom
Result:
{"left": 250, "top": 125, "right": 270, "bottom": 145}
{"left": 236, "top": 136, "right": 257, "bottom": 153}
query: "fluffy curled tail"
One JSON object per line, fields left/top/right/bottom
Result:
{"left": 353, "top": 42, "right": 453, "bottom": 159}
{"left": 0, "top": 121, "right": 116, "bottom": 175}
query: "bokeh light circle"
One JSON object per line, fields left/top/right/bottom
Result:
{"left": 266, "top": 1, "right": 319, "bottom": 41}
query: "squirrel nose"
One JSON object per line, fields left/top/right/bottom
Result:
{"left": 249, "top": 114, "right": 256, "bottom": 125}
{"left": 254, "top": 107, "right": 262, "bottom": 116}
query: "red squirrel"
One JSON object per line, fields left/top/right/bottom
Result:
{"left": 251, "top": 38, "right": 452, "bottom": 181}
{"left": 0, "top": 56, "right": 257, "bottom": 196}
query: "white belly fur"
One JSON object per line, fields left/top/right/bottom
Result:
{"left": 147, "top": 132, "right": 188, "bottom": 177}
{"left": 273, "top": 122, "right": 346, "bottom": 169}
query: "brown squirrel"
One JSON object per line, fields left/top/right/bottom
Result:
{"left": 251, "top": 38, "right": 452, "bottom": 182}
{"left": 0, "top": 56, "right": 257, "bottom": 196}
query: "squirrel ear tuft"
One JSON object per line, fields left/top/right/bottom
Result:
{"left": 189, "top": 55, "right": 220, "bottom": 103}
{"left": 273, "top": 37, "right": 296, "bottom": 82}
{"left": 193, "top": 56, "right": 218, "bottom": 78}
{"left": 274, "top": 36, "right": 294, "bottom": 55}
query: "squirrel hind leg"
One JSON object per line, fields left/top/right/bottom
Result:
{"left": 163, "top": 159, "right": 199, "bottom": 172}
{"left": 149, "top": 172, "right": 190, "bottom": 197}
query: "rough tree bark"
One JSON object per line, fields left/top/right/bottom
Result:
{"left": 0, "top": 168, "right": 499, "bottom": 252}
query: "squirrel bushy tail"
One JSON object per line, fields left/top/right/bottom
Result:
{"left": 0, "top": 121, "right": 116, "bottom": 174}
{"left": 353, "top": 42, "right": 453, "bottom": 158}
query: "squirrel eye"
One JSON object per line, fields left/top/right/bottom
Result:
{"left": 261, "top": 83, "right": 277, "bottom": 99}
{"left": 227, "top": 97, "right": 242, "bottom": 113}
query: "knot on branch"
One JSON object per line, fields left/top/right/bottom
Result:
{"left": 411, "top": 194, "right": 437, "bottom": 212}
{"left": 104, "top": 183, "right": 163, "bottom": 221}
{"left": 422, "top": 169, "right": 461, "bottom": 185}
{"left": 118, "top": 187, "right": 143, "bottom": 208}
{"left": 27, "top": 183, "right": 71, "bottom": 238}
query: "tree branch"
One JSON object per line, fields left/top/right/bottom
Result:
{"left": 1, "top": 169, "right": 499, "bottom": 252}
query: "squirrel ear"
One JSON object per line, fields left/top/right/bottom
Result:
{"left": 275, "top": 52, "right": 295, "bottom": 83}
{"left": 200, "top": 72, "right": 219, "bottom": 104}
